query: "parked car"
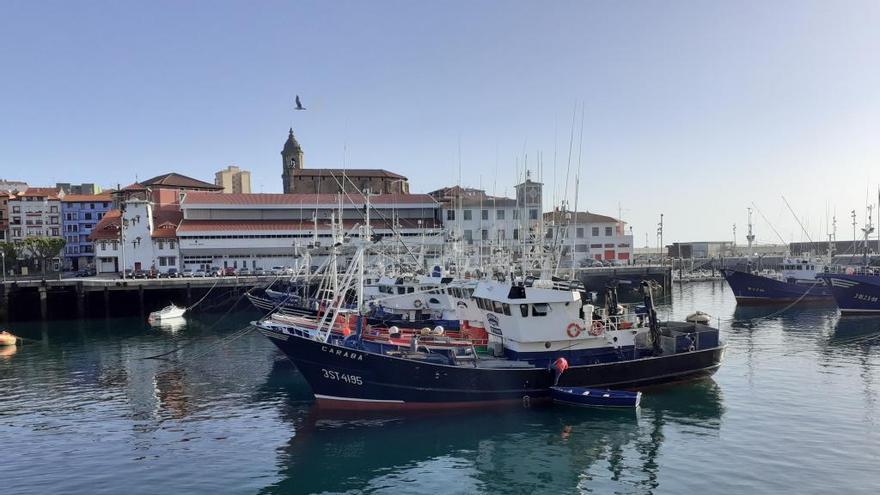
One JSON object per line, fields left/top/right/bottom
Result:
{"left": 222, "top": 267, "right": 237, "bottom": 276}
{"left": 75, "top": 267, "right": 96, "bottom": 277}
{"left": 193, "top": 269, "right": 207, "bottom": 278}
{"left": 210, "top": 266, "right": 222, "bottom": 277}
{"left": 132, "top": 269, "right": 148, "bottom": 279}
{"left": 161, "top": 268, "right": 180, "bottom": 278}
{"left": 121, "top": 268, "right": 134, "bottom": 279}
{"left": 237, "top": 267, "right": 251, "bottom": 276}
{"left": 182, "top": 269, "right": 194, "bottom": 277}
{"left": 253, "top": 267, "right": 265, "bottom": 276}
{"left": 271, "top": 266, "right": 285, "bottom": 276}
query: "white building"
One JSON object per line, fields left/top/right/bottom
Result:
{"left": 176, "top": 191, "right": 442, "bottom": 271}
{"left": 544, "top": 209, "right": 634, "bottom": 264}
{"left": 432, "top": 179, "right": 545, "bottom": 247}
{"left": 7, "top": 187, "right": 65, "bottom": 243}
{"left": 90, "top": 198, "right": 182, "bottom": 274}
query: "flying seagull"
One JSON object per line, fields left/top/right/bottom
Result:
{"left": 295, "top": 95, "right": 306, "bottom": 110}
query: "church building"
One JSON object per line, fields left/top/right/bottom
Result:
{"left": 281, "top": 128, "right": 410, "bottom": 195}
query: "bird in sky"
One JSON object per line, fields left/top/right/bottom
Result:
{"left": 295, "top": 95, "right": 306, "bottom": 110}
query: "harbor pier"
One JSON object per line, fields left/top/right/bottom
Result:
{"left": 0, "top": 276, "right": 274, "bottom": 321}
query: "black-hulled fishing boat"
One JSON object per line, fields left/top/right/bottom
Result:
{"left": 256, "top": 253, "right": 725, "bottom": 410}
{"left": 719, "top": 259, "right": 832, "bottom": 304}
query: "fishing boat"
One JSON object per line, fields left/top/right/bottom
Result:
{"left": 550, "top": 386, "right": 642, "bottom": 408}
{"left": 819, "top": 270, "right": 880, "bottom": 314}
{"left": 719, "top": 259, "right": 832, "bottom": 304}
{"left": 256, "top": 244, "right": 725, "bottom": 410}
{"left": 148, "top": 304, "right": 186, "bottom": 321}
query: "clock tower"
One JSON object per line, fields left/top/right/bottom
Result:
{"left": 281, "top": 128, "right": 304, "bottom": 193}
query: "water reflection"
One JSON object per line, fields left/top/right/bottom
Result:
{"left": 260, "top": 380, "right": 724, "bottom": 494}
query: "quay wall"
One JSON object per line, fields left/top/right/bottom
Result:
{"left": 0, "top": 277, "right": 273, "bottom": 322}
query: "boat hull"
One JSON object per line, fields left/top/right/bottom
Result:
{"left": 720, "top": 269, "right": 831, "bottom": 304}
{"left": 260, "top": 329, "right": 725, "bottom": 410}
{"left": 819, "top": 274, "right": 880, "bottom": 314}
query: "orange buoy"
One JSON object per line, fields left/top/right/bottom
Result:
{"left": 341, "top": 327, "right": 352, "bottom": 337}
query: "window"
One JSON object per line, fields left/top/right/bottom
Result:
{"left": 481, "top": 209, "right": 489, "bottom": 221}
{"left": 532, "top": 303, "right": 550, "bottom": 317}
{"left": 592, "top": 227, "right": 599, "bottom": 236}
{"left": 446, "top": 210, "right": 455, "bottom": 221}
{"left": 463, "top": 210, "right": 472, "bottom": 221}
{"left": 464, "top": 230, "right": 473, "bottom": 242}
{"left": 12, "top": 206, "right": 19, "bottom": 213}
{"left": 159, "top": 257, "right": 167, "bottom": 267}
{"left": 496, "top": 210, "right": 505, "bottom": 220}
{"left": 605, "top": 227, "right": 613, "bottom": 236}
{"left": 529, "top": 209, "right": 538, "bottom": 220}
{"left": 577, "top": 227, "right": 584, "bottom": 238}
{"left": 50, "top": 206, "right": 58, "bottom": 213}
{"left": 497, "top": 229, "right": 505, "bottom": 239}
{"left": 591, "top": 243, "right": 602, "bottom": 248}
{"left": 520, "top": 304, "right": 529, "bottom": 317}
{"left": 90, "top": 203, "right": 95, "bottom": 210}
{"left": 158, "top": 240, "right": 164, "bottom": 250}
{"left": 502, "top": 303, "right": 511, "bottom": 316}
{"left": 481, "top": 229, "right": 488, "bottom": 240}
{"left": 576, "top": 245, "right": 588, "bottom": 252}
{"left": 512, "top": 209, "right": 520, "bottom": 220}
{"left": 169, "top": 241, "right": 175, "bottom": 249}
{"left": 513, "top": 229, "right": 519, "bottom": 240}
{"left": 84, "top": 213, "right": 92, "bottom": 220}
{"left": 493, "top": 301, "right": 504, "bottom": 314}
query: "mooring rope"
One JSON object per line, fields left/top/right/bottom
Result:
{"left": 726, "top": 280, "right": 826, "bottom": 325}
{"left": 185, "top": 277, "right": 222, "bottom": 311}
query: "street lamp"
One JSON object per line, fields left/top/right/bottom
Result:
{"left": 1, "top": 251, "right": 5, "bottom": 283}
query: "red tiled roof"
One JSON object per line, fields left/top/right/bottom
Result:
{"left": 62, "top": 193, "right": 113, "bottom": 202}
{"left": 89, "top": 210, "right": 122, "bottom": 241}
{"left": 87, "top": 207, "right": 182, "bottom": 240}
{"left": 177, "top": 217, "right": 441, "bottom": 233}
{"left": 18, "top": 187, "right": 62, "bottom": 198}
{"left": 180, "top": 191, "right": 437, "bottom": 206}
{"left": 121, "top": 182, "right": 147, "bottom": 191}
{"left": 293, "top": 168, "right": 406, "bottom": 180}
{"left": 142, "top": 172, "right": 223, "bottom": 190}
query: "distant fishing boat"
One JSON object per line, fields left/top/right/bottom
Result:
{"left": 720, "top": 259, "right": 832, "bottom": 304}
{"left": 148, "top": 304, "right": 186, "bottom": 321}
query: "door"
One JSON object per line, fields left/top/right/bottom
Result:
{"left": 134, "top": 262, "right": 142, "bottom": 270}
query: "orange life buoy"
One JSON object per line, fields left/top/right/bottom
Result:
{"left": 566, "top": 323, "right": 583, "bottom": 338}
{"left": 589, "top": 320, "right": 604, "bottom": 336}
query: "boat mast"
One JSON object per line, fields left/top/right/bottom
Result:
{"left": 746, "top": 207, "right": 755, "bottom": 267}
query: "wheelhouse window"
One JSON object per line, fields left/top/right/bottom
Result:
{"left": 520, "top": 304, "right": 529, "bottom": 317}
{"left": 493, "top": 301, "right": 504, "bottom": 314}
{"left": 502, "top": 303, "right": 511, "bottom": 316}
{"left": 532, "top": 303, "right": 550, "bottom": 317}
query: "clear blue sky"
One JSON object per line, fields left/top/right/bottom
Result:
{"left": 2, "top": 0, "right": 879, "bottom": 246}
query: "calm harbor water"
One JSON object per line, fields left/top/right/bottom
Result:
{"left": 2, "top": 282, "right": 880, "bottom": 494}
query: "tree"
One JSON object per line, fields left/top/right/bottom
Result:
{"left": 23, "top": 237, "right": 66, "bottom": 275}
{"left": 0, "top": 241, "right": 17, "bottom": 274}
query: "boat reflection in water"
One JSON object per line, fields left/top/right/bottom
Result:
{"left": 259, "top": 379, "right": 724, "bottom": 494}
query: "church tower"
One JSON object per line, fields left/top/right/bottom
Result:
{"left": 281, "top": 128, "right": 304, "bottom": 193}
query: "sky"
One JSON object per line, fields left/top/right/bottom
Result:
{"left": 1, "top": 0, "right": 879, "bottom": 246}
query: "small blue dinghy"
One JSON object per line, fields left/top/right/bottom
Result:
{"left": 550, "top": 386, "right": 642, "bottom": 408}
